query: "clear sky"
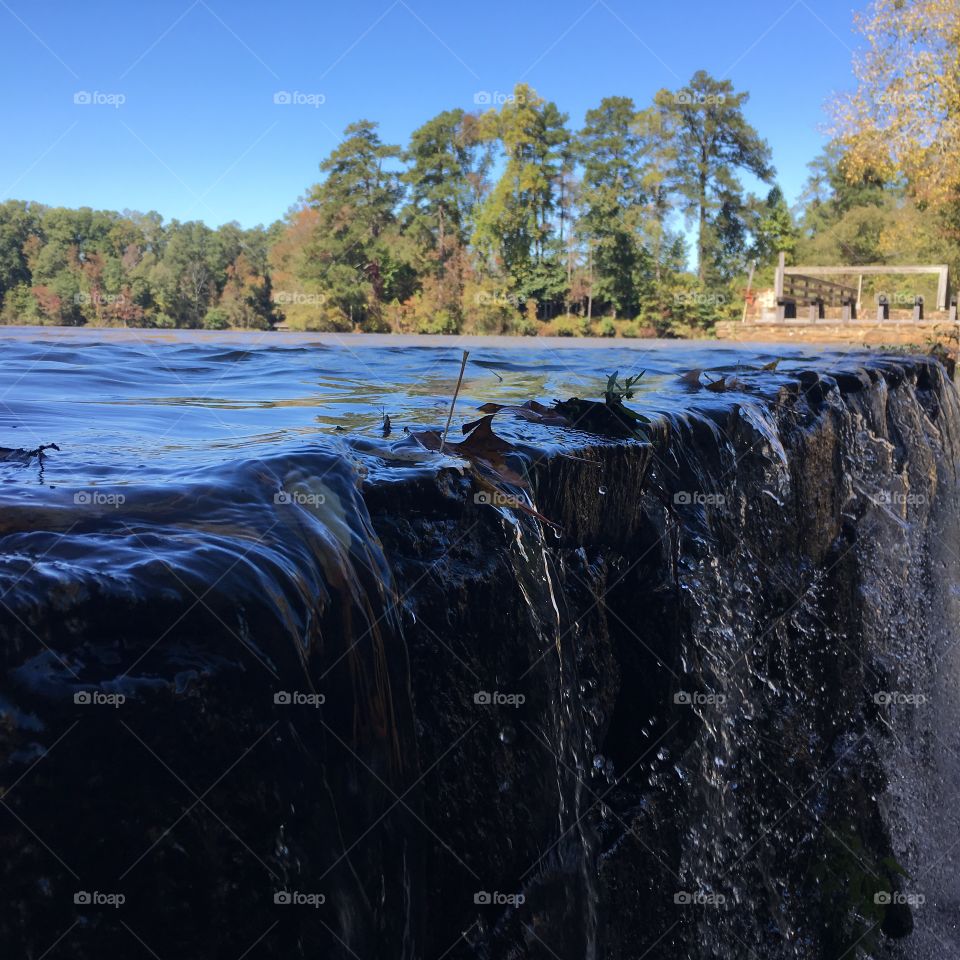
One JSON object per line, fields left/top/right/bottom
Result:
{"left": 0, "top": 0, "right": 862, "bottom": 229}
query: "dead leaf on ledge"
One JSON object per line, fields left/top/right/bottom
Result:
{"left": 475, "top": 400, "right": 570, "bottom": 427}
{"left": 412, "top": 416, "right": 564, "bottom": 530}
{"left": 411, "top": 415, "right": 527, "bottom": 486}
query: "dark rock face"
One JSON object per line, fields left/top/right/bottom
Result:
{"left": 0, "top": 356, "right": 957, "bottom": 959}
{"left": 366, "top": 357, "right": 960, "bottom": 959}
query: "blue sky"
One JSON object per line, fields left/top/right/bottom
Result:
{"left": 0, "top": 0, "right": 862, "bottom": 229}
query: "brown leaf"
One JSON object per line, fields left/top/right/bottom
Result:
{"left": 679, "top": 369, "right": 704, "bottom": 388}
{"left": 704, "top": 375, "right": 746, "bottom": 393}
{"left": 475, "top": 400, "right": 570, "bottom": 426}
{"left": 412, "top": 415, "right": 527, "bottom": 486}
{"left": 412, "top": 418, "right": 562, "bottom": 528}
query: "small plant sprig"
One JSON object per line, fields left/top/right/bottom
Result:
{"left": 604, "top": 371, "right": 645, "bottom": 407}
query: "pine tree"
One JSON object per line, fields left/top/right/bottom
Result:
{"left": 304, "top": 121, "right": 408, "bottom": 330}
{"left": 576, "top": 96, "right": 648, "bottom": 318}
{"left": 657, "top": 71, "right": 774, "bottom": 285}
{"left": 472, "top": 84, "right": 571, "bottom": 316}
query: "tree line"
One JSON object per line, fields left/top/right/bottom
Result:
{"left": 0, "top": 71, "right": 790, "bottom": 335}
{"left": 2, "top": 18, "right": 957, "bottom": 337}
{"left": 0, "top": 204, "right": 276, "bottom": 329}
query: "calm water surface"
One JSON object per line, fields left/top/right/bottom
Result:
{"left": 0, "top": 327, "right": 871, "bottom": 492}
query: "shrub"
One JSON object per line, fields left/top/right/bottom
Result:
{"left": 415, "top": 308, "right": 460, "bottom": 335}
{"left": 552, "top": 316, "right": 579, "bottom": 337}
{"left": 512, "top": 316, "right": 540, "bottom": 336}
{"left": 0, "top": 284, "right": 41, "bottom": 325}
{"left": 202, "top": 307, "right": 230, "bottom": 330}
{"left": 462, "top": 280, "right": 519, "bottom": 334}
{"left": 597, "top": 319, "right": 617, "bottom": 338}
{"left": 280, "top": 301, "right": 352, "bottom": 332}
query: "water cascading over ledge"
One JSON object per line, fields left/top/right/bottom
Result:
{"left": 0, "top": 353, "right": 957, "bottom": 960}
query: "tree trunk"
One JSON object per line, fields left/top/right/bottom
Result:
{"left": 587, "top": 246, "right": 594, "bottom": 320}
{"left": 697, "top": 162, "right": 708, "bottom": 285}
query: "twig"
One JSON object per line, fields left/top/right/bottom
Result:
{"left": 441, "top": 351, "right": 470, "bottom": 453}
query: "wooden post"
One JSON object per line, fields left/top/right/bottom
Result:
{"left": 913, "top": 296, "right": 924, "bottom": 322}
{"left": 937, "top": 266, "right": 949, "bottom": 311}
{"left": 741, "top": 262, "right": 755, "bottom": 324}
{"left": 877, "top": 295, "right": 889, "bottom": 322}
{"left": 953, "top": 298, "right": 959, "bottom": 385}
{"left": 775, "top": 252, "right": 785, "bottom": 301}
{"left": 856, "top": 274, "right": 863, "bottom": 317}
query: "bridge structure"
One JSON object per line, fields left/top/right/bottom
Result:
{"left": 767, "top": 253, "right": 954, "bottom": 323}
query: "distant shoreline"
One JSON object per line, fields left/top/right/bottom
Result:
{"left": 0, "top": 324, "right": 866, "bottom": 353}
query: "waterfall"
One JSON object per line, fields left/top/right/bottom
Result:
{"left": 2, "top": 353, "right": 958, "bottom": 959}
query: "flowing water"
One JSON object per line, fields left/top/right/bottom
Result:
{"left": 0, "top": 327, "right": 957, "bottom": 960}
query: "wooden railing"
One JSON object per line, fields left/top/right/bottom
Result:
{"left": 768, "top": 254, "right": 952, "bottom": 323}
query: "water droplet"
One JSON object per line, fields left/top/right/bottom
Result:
{"left": 499, "top": 726, "right": 515, "bottom": 745}
{"left": 598, "top": 485, "right": 607, "bottom": 495}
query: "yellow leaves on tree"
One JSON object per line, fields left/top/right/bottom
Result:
{"left": 834, "top": 0, "right": 960, "bottom": 207}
